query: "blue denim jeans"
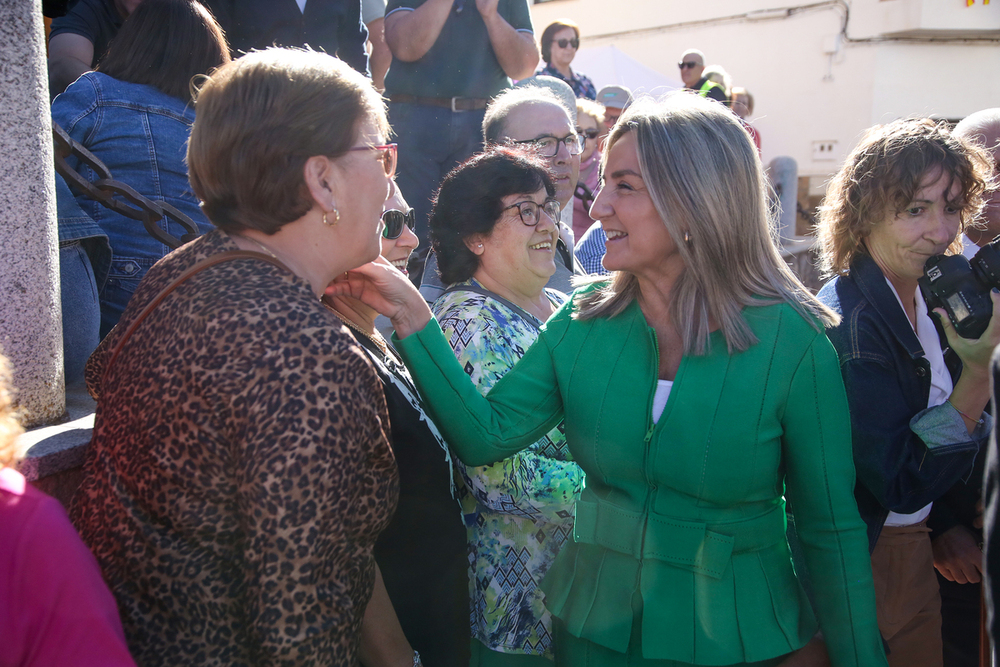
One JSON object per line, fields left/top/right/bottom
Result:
{"left": 389, "top": 101, "right": 485, "bottom": 268}
{"left": 59, "top": 241, "right": 101, "bottom": 386}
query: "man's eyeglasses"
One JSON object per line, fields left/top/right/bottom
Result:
{"left": 554, "top": 38, "right": 579, "bottom": 49}
{"left": 504, "top": 199, "right": 562, "bottom": 227}
{"left": 347, "top": 143, "right": 398, "bottom": 178}
{"left": 678, "top": 61, "right": 700, "bottom": 70}
{"left": 381, "top": 207, "right": 415, "bottom": 239}
{"left": 514, "top": 133, "right": 584, "bottom": 158}
{"left": 578, "top": 128, "right": 601, "bottom": 140}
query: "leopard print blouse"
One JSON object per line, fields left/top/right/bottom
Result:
{"left": 71, "top": 230, "right": 398, "bottom": 666}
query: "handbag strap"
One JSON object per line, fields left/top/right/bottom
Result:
{"left": 104, "top": 250, "right": 291, "bottom": 378}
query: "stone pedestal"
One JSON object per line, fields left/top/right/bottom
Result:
{"left": 0, "top": 0, "right": 65, "bottom": 426}
{"left": 769, "top": 156, "right": 798, "bottom": 242}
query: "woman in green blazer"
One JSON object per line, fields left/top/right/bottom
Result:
{"left": 330, "top": 94, "right": 887, "bottom": 667}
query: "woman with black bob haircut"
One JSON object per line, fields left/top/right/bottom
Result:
{"left": 52, "top": 0, "right": 230, "bottom": 366}
{"left": 429, "top": 145, "right": 584, "bottom": 664}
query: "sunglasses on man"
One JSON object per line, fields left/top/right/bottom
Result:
{"left": 554, "top": 38, "right": 579, "bottom": 49}
{"left": 678, "top": 61, "right": 700, "bottom": 70}
{"left": 382, "top": 207, "right": 415, "bottom": 239}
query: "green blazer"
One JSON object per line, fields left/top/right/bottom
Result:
{"left": 395, "top": 291, "right": 887, "bottom": 667}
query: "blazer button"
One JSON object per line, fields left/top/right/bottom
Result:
{"left": 915, "top": 367, "right": 926, "bottom": 377}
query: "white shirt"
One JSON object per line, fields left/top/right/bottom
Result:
{"left": 882, "top": 279, "right": 952, "bottom": 526}
{"left": 962, "top": 234, "right": 979, "bottom": 260}
{"left": 652, "top": 380, "right": 673, "bottom": 424}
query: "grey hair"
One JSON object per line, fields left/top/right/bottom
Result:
{"left": 574, "top": 93, "right": 839, "bottom": 355}
{"left": 482, "top": 85, "right": 574, "bottom": 145}
{"left": 954, "top": 108, "right": 1000, "bottom": 147}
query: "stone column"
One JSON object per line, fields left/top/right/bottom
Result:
{"left": 769, "top": 156, "right": 798, "bottom": 241}
{"left": 0, "top": 0, "right": 65, "bottom": 426}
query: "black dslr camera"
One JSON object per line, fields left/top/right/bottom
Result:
{"left": 920, "top": 238, "right": 1000, "bottom": 339}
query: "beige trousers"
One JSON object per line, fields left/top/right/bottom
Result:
{"left": 871, "top": 522, "right": 944, "bottom": 667}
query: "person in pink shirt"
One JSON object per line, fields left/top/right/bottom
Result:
{"left": 0, "top": 355, "right": 135, "bottom": 667}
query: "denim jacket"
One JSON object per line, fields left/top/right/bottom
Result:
{"left": 51, "top": 72, "right": 213, "bottom": 334}
{"left": 817, "top": 253, "right": 988, "bottom": 551}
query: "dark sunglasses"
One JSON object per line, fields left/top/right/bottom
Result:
{"left": 678, "top": 61, "right": 699, "bottom": 69}
{"left": 579, "top": 128, "right": 601, "bottom": 140}
{"left": 554, "top": 38, "right": 579, "bottom": 49}
{"left": 382, "top": 207, "right": 415, "bottom": 239}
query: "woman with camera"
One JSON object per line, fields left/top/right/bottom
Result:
{"left": 816, "top": 118, "right": 999, "bottom": 667}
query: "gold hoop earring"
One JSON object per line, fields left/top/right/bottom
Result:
{"left": 323, "top": 208, "right": 340, "bottom": 227}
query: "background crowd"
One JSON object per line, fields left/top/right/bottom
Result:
{"left": 3, "top": 0, "right": 1000, "bottom": 666}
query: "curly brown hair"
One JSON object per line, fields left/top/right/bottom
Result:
{"left": 817, "top": 118, "right": 993, "bottom": 277}
{"left": 0, "top": 354, "right": 24, "bottom": 469}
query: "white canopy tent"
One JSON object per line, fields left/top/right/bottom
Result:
{"left": 570, "top": 45, "right": 683, "bottom": 99}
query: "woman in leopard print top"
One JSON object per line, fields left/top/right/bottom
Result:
{"left": 70, "top": 49, "right": 400, "bottom": 666}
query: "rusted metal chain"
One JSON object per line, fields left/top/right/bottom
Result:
{"left": 52, "top": 122, "right": 201, "bottom": 249}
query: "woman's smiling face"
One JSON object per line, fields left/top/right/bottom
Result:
{"left": 380, "top": 181, "right": 418, "bottom": 275}
{"left": 591, "top": 131, "right": 683, "bottom": 280}
{"left": 472, "top": 187, "right": 560, "bottom": 298}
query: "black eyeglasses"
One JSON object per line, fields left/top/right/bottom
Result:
{"left": 678, "top": 61, "right": 700, "bottom": 70}
{"left": 504, "top": 199, "right": 562, "bottom": 227}
{"left": 381, "top": 207, "right": 415, "bottom": 239}
{"left": 514, "top": 133, "right": 584, "bottom": 158}
{"left": 554, "top": 38, "right": 579, "bottom": 49}
{"left": 578, "top": 128, "right": 601, "bottom": 140}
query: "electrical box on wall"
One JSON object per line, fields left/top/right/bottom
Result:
{"left": 812, "top": 140, "right": 838, "bottom": 161}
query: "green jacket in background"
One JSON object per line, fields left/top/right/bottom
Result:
{"left": 395, "top": 288, "right": 887, "bottom": 667}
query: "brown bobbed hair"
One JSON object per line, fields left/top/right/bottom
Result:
{"left": 97, "top": 0, "right": 230, "bottom": 104}
{"left": 431, "top": 145, "right": 556, "bottom": 285}
{"left": 540, "top": 19, "right": 581, "bottom": 65}
{"left": 817, "top": 118, "right": 993, "bottom": 277}
{"left": 187, "top": 48, "right": 389, "bottom": 234}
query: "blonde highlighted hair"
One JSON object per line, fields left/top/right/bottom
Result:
{"left": 574, "top": 94, "right": 838, "bottom": 354}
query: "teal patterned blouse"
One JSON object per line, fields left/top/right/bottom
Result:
{"left": 433, "top": 279, "right": 585, "bottom": 660}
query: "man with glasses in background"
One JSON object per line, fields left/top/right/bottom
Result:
{"left": 420, "top": 86, "right": 585, "bottom": 302}
{"left": 678, "top": 48, "right": 727, "bottom": 103}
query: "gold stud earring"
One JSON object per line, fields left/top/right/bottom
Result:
{"left": 683, "top": 230, "right": 691, "bottom": 246}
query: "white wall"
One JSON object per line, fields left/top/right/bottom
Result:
{"left": 530, "top": 0, "right": 1000, "bottom": 178}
